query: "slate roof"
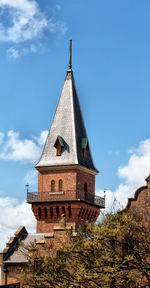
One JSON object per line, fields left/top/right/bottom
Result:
{"left": 4, "top": 234, "right": 45, "bottom": 263}
{"left": 36, "top": 54, "right": 98, "bottom": 172}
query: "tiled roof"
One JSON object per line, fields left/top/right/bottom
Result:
{"left": 4, "top": 234, "right": 45, "bottom": 263}
{"left": 36, "top": 69, "right": 98, "bottom": 172}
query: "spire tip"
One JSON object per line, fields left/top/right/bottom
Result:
{"left": 68, "top": 39, "right": 72, "bottom": 71}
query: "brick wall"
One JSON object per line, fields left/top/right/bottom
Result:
{"left": 127, "top": 180, "right": 150, "bottom": 228}
{"left": 32, "top": 167, "right": 99, "bottom": 233}
{"left": 77, "top": 170, "right": 95, "bottom": 195}
{"left": 2, "top": 227, "right": 76, "bottom": 285}
{"left": 38, "top": 169, "right": 77, "bottom": 197}
{"left": 0, "top": 264, "right": 23, "bottom": 285}
{"left": 33, "top": 201, "right": 99, "bottom": 233}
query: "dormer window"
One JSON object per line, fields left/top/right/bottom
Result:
{"left": 54, "top": 136, "right": 64, "bottom": 156}
{"left": 81, "top": 138, "right": 89, "bottom": 158}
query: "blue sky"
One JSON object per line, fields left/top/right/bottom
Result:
{"left": 0, "top": 0, "right": 150, "bottom": 249}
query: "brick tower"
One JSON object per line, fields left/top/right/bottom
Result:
{"left": 27, "top": 40, "right": 105, "bottom": 233}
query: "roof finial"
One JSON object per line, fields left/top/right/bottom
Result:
{"left": 68, "top": 39, "right": 72, "bottom": 71}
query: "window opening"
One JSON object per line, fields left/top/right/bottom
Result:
{"left": 84, "top": 182, "right": 88, "bottom": 192}
{"left": 56, "top": 206, "right": 60, "bottom": 218}
{"left": 89, "top": 211, "right": 94, "bottom": 221}
{"left": 44, "top": 207, "right": 47, "bottom": 219}
{"left": 38, "top": 207, "right": 41, "bottom": 220}
{"left": 57, "top": 142, "right": 61, "bottom": 156}
{"left": 50, "top": 207, "right": 53, "bottom": 218}
{"left": 51, "top": 180, "right": 55, "bottom": 192}
{"left": 59, "top": 179, "right": 63, "bottom": 192}
{"left": 68, "top": 206, "right": 72, "bottom": 218}
{"left": 54, "top": 136, "right": 64, "bottom": 156}
{"left": 62, "top": 206, "right": 66, "bottom": 215}
{"left": 81, "top": 138, "right": 89, "bottom": 159}
{"left": 84, "top": 208, "right": 89, "bottom": 220}
{"left": 81, "top": 208, "right": 86, "bottom": 219}
{"left": 94, "top": 211, "right": 97, "bottom": 220}
{"left": 87, "top": 209, "right": 91, "bottom": 220}
{"left": 78, "top": 207, "right": 83, "bottom": 219}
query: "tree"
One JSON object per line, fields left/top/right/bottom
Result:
{"left": 20, "top": 210, "right": 150, "bottom": 288}
{"left": 63, "top": 211, "right": 150, "bottom": 287}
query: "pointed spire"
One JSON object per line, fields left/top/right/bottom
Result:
{"left": 36, "top": 40, "right": 98, "bottom": 173}
{"left": 68, "top": 39, "right": 72, "bottom": 71}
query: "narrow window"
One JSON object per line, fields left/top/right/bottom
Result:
{"left": 84, "top": 208, "right": 89, "bottom": 220}
{"left": 94, "top": 211, "right": 97, "bottom": 220}
{"left": 81, "top": 208, "right": 86, "bottom": 219}
{"left": 68, "top": 206, "right": 72, "bottom": 218}
{"left": 50, "top": 207, "right": 53, "bottom": 218}
{"left": 87, "top": 209, "right": 91, "bottom": 220}
{"left": 51, "top": 180, "right": 55, "bottom": 192}
{"left": 38, "top": 207, "right": 41, "bottom": 220}
{"left": 44, "top": 207, "right": 47, "bottom": 219}
{"left": 59, "top": 179, "right": 63, "bottom": 192}
{"left": 78, "top": 207, "right": 83, "bottom": 219}
{"left": 90, "top": 211, "right": 94, "bottom": 221}
{"left": 56, "top": 206, "right": 60, "bottom": 218}
{"left": 84, "top": 182, "right": 88, "bottom": 192}
{"left": 62, "top": 206, "right": 65, "bottom": 215}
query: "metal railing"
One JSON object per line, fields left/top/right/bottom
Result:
{"left": 27, "top": 190, "right": 105, "bottom": 208}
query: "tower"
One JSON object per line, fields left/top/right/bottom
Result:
{"left": 27, "top": 41, "right": 105, "bottom": 233}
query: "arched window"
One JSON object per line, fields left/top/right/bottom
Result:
{"left": 56, "top": 206, "right": 60, "bottom": 218}
{"left": 50, "top": 207, "right": 53, "bottom": 218}
{"left": 51, "top": 180, "right": 55, "bottom": 192}
{"left": 62, "top": 206, "right": 65, "bottom": 215}
{"left": 68, "top": 206, "right": 72, "bottom": 218}
{"left": 84, "top": 182, "right": 88, "bottom": 192}
{"left": 44, "top": 207, "right": 47, "bottom": 219}
{"left": 38, "top": 207, "right": 41, "bottom": 220}
{"left": 59, "top": 179, "right": 63, "bottom": 192}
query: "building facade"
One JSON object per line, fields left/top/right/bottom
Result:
{"left": 0, "top": 41, "right": 105, "bottom": 285}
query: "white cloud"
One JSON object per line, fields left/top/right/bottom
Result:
{"left": 97, "top": 138, "right": 150, "bottom": 214}
{"left": 0, "top": 196, "right": 36, "bottom": 251}
{"left": 119, "top": 139, "right": 150, "bottom": 186}
{"left": 7, "top": 46, "right": 20, "bottom": 59}
{"left": 0, "top": 130, "right": 48, "bottom": 163}
{"left": 33, "top": 130, "right": 48, "bottom": 146}
{"left": 0, "top": 0, "right": 48, "bottom": 43}
{"left": 0, "top": 132, "right": 4, "bottom": 145}
{"left": 24, "top": 169, "right": 37, "bottom": 186}
{"left": 0, "top": 0, "right": 67, "bottom": 57}
{"left": 7, "top": 43, "right": 38, "bottom": 59}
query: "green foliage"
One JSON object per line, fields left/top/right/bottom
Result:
{"left": 21, "top": 211, "right": 150, "bottom": 288}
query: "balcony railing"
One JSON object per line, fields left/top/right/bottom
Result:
{"left": 27, "top": 190, "right": 105, "bottom": 208}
